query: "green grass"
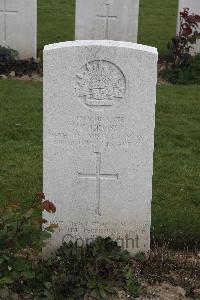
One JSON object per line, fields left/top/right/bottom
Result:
{"left": 38, "top": 0, "right": 178, "bottom": 57}
{"left": 38, "top": 0, "right": 75, "bottom": 56}
{"left": 0, "top": 81, "right": 42, "bottom": 206}
{"left": 153, "top": 85, "right": 200, "bottom": 247}
{"left": 0, "top": 80, "right": 199, "bottom": 246}
{"left": 138, "top": 0, "right": 178, "bottom": 56}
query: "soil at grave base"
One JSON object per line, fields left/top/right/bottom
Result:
{"left": 112, "top": 283, "right": 192, "bottom": 300}
{"left": 135, "top": 250, "right": 200, "bottom": 300}
{"left": 2, "top": 283, "right": 195, "bottom": 300}
{"left": 110, "top": 249, "right": 200, "bottom": 300}
{"left": 13, "top": 72, "right": 43, "bottom": 82}
{"left": 135, "top": 283, "right": 193, "bottom": 300}
{"left": 85, "top": 283, "right": 194, "bottom": 300}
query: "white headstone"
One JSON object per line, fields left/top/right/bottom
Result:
{"left": 0, "top": 0, "right": 37, "bottom": 59}
{"left": 177, "top": 0, "right": 200, "bottom": 55}
{"left": 43, "top": 40, "right": 157, "bottom": 255}
{"left": 75, "top": 0, "right": 139, "bottom": 42}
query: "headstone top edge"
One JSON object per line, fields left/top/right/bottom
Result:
{"left": 43, "top": 40, "right": 158, "bottom": 55}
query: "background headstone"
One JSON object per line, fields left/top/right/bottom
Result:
{"left": 43, "top": 40, "right": 157, "bottom": 255}
{"left": 0, "top": 0, "right": 37, "bottom": 59}
{"left": 75, "top": 0, "right": 140, "bottom": 42}
{"left": 177, "top": 0, "right": 200, "bottom": 55}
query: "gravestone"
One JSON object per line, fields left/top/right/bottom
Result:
{"left": 0, "top": 0, "right": 37, "bottom": 59}
{"left": 75, "top": 0, "right": 140, "bottom": 42}
{"left": 177, "top": 0, "right": 200, "bottom": 55}
{"left": 43, "top": 40, "right": 157, "bottom": 255}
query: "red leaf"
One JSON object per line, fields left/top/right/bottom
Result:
{"left": 195, "top": 14, "right": 200, "bottom": 22}
{"left": 180, "top": 8, "right": 189, "bottom": 18}
{"left": 182, "top": 26, "right": 193, "bottom": 36}
{"left": 187, "top": 14, "right": 197, "bottom": 23}
{"left": 180, "top": 12, "right": 188, "bottom": 18}
{"left": 38, "top": 218, "right": 48, "bottom": 224}
{"left": 40, "top": 200, "right": 56, "bottom": 213}
{"left": 36, "top": 192, "right": 45, "bottom": 199}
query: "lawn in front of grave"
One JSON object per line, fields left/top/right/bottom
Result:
{"left": 0, "top": 80, "right": 42, "bottom": 206}
{"left": 153, "top": 85, "right": 200, "bottom": 247}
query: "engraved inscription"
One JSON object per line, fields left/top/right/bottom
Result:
{"left": 48, "top": 115, "right": 144, "bottom": 149}
{"left": 75, "top": 60, "right": 126, "bottom": 108}
{"left": 96, "top": 4, "right": 117, "bottom": 39}
{"left": 78, "top": 152, "right": 119, "bottom": 216}
{"left": 66, "top": 221, "right": 149, "bottom": 234}
{"left": 0, "top": 0, "right": 19, "bottom": 42}
{"left": 62, "top": 221, "right": 150, "bottom": 250}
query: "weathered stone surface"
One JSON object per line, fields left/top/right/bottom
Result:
{"left": 43, "top": 40, "right": 157, "bottom": 255}
{"left": 0, "top": 0, "right": 37, "bottom": 59}
{"left": 177, "top": 0, "right": 200, "bottom": 55}
{"left": 75, "top": 0, "right": 139, "bottom": 42}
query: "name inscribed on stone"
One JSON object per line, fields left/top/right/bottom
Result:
{"left": 48, "top": 115, "right": 144, "bottom": 149}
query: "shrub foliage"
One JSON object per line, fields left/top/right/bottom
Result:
{"left": 0, "top": 46, "right": 40, "bottom": 76}
{"left": 162, "top": 54, "right": 200, "bottom": 84}
{"left": 0, "top": 195, "right": 140, "bottom": 299}
{"left": 161, "top": 8, "right": 200, "bottom": 84}
{"left": 168, "top": 8, "right": 200, "bottom": 67}
{"left": 0, "top": 193, "right": 57, "bottom": 287}
{"left": 34, "top": 237, "right": 140, "bottom": 299}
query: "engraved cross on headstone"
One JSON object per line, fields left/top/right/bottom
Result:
{"left": 0, "top": 0, "right": 19, "bottom": 42}
{"left": 96, "top": 4, "right": 117, "bottom": 39}
{"left": 78, "top": 152, "right": 119, "bottom": 216}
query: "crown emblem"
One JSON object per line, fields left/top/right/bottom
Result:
{"left": 75, "top": 60, "right": 126, "bottom": 108}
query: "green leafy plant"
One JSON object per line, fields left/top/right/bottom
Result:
{"left": 0, "top": 46, "right": 18, "bottom": 74}
{"left": 0, "top": 196, "right": 140, "bottom": 298}
{"left": 161, "top": 53, "right": 200, "bottom": 84}
{"left": 34, "top": 237, "right": 140, "bottom": 299}
{"left": 0, "top": 193, "right": 57, "bottom": 288}
{"left": 0, "top": 45, "right": 40, "bottom": 76}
